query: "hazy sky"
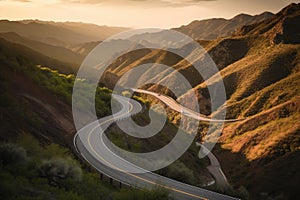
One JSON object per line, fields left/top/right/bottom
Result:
{"left": 0, "top": 0, "right": 298, "bottom": 28}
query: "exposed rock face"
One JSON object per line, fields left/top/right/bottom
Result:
{"left": 208, "top": 38, "right": 248, "bottom": 70}
{"left": 272, "top": 14, "right": 300, "bottom": 44}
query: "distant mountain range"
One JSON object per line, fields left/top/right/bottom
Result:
{"left": 0, "top": 20, "right": 129, "bottom": 46}
{"left": 0, "top": 12, "right": 275, "bottom": 70}
{"left": 0, "top": 20, "right": 129, "bottom": 69}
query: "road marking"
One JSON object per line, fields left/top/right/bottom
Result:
{"left": 85, "top": 97, "right": 209, "bottom": 200}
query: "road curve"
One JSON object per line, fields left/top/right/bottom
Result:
{"left": 132, "top": 89, "right": 243, "bottom": 123}
{"left": 197, "top": 143, "right": 229, "bottom": 188}
{"left": 74, "top": 94, "right": 239, "bottom": 200}
{"left": 133, "top": 89, "right": 232, "bottom": 188}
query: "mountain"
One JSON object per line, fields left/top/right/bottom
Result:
{"left": 235, "top": 3, "right": 300, "bottom": 44}
{"left": 173, "top": 12, "right": 274, "bottom": 40}
{"left": 179, "top": 4, "right": 300, "bottom": 199}
{"left": 95, "top": 3, "right": 300, "bottom": 199}
{"left": 0, "top": 20, "right": 129, "bottom": 46}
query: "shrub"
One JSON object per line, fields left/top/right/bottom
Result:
{"left": 114, "top": 187, "right": 171, "bottom": 200}
{"left": 38, "top": 158, "right": 82, "bottom": 187}
{"left": 122, "top": 90, "right": 132, "bottom": 98}
{"left": 159, "top": 161, "right": 196, "bottom": 185}
{"left": 0, "top": 143, "right": 27, "bottom": 166}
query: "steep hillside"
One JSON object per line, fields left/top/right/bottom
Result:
{"left": 0, "top": 38, "right": 74, "bottom": 74}
{"left": 0, "top": 37, "right": 117, "bottom": 143}
{"left": 173, "top": 12, "right": 274, "bottom": 40}
{"left": 235, "top": 3, "right": 300, "bottom": 44}
{"left": 0, "top": 40, "right": 75, "bottom": 143}
{"left": 0, "top": 32, "right": 83, "bottom": 67}
{"left": 183, "top": 3, "right": 300, "bottom": 199}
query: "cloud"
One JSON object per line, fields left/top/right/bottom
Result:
{"left": 61, "top": 0, "right": 216, "bottom": 7}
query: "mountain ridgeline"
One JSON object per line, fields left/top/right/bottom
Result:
{"left": 173, "top": 11, "right": 274, "bottom": 40}
{"left": 0, "top": 20, "right": 128, "bottom": 69}
{"left": 0, "top": 20, "right": 129, "bottom": 46}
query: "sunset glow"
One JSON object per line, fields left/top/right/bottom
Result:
{"left": 0, "top": 0, "right": 296, "bottom": 28}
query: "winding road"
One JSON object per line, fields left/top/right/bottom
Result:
{"left": 133, "top": 89, "right": 235, "bottom": 188}
{"left": 132, "top": 89, "right": 243, "bottom": 123}
{"left": 74, "top": 92, "right": 239, "bottom": 200}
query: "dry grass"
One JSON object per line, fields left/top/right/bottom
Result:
{"left": 221, "top": 97, "right": 300, "bottom": 160}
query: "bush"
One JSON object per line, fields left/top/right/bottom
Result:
{"left": 122, "top": 90, "right": 132, "bottom": 98}
{"left": 38, "top": 158, "right": 82, "bottom": 187}
{"left": 159, "top": 161, "right": 196, "bottom": 185}
{"left": 0, "top": 171, "right": 18, "bottom": 198}
{"left": 114, "top": 187, "right": 171, "bottom": 200}
{"left": 0, "top": 143, "right": 27, "bottom": 166}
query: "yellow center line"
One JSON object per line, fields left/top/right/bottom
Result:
{"left": 86, "top": 98, "right": 208, "bottom": 200}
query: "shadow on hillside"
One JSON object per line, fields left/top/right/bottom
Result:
{"left": 212, "top": 144, "right": 300, "bottom": 200}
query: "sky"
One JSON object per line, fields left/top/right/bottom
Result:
{"left": 0, "top": 0, "right": 298, "bottom": 28}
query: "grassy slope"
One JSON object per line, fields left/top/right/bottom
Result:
{"left": 192, "top": 5, "right": 300, "bottom": 198}
{"left": 215, "top": 45, "right": 300, "bottom": 198}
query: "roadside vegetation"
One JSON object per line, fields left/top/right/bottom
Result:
{"left": 0, "top": 134, "right": 170, "bottom": 200}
